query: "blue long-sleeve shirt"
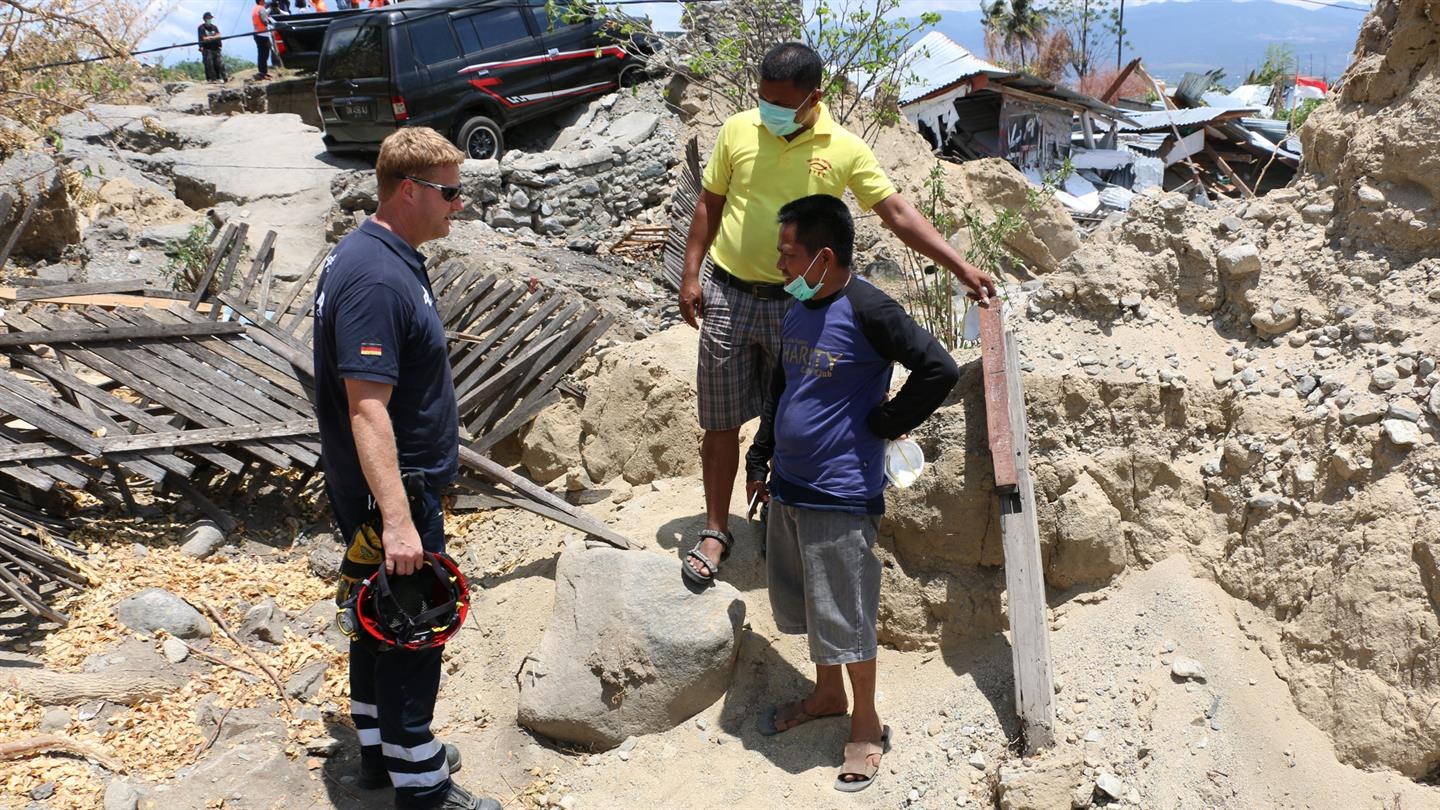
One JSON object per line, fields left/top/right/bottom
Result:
{"left": 746, "top": 278, "right": 959, "bottom": 514}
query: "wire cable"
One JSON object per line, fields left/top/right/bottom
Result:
{"left": 17, "top": 0, "right": 708, "bottom": 72}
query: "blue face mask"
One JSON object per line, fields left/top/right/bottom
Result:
{"left": 759, "top": 97, "right": 806, "bottom": 138}
{"left": 783, "top": 252, "right": 829, "bottom": 302}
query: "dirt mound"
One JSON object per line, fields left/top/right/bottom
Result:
{"left": 1301, "top": 0, "right": 1440, "bottom": 260}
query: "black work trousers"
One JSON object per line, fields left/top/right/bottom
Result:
{"left": 330, "top": 481, "right": 453, "bottom": 808}
{"left": 253, "top": 34, "right": 271, "bottom": 76}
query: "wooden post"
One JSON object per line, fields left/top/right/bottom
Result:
{"left": 978, "top": 302, "right": 1056, "bottom": 752}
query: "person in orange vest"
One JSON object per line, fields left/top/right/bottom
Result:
{"left": 251, "top": 0, "right": 272, "bottom": 80}
{"left": 313, "top": 0, "right": 328, "bottom": 11}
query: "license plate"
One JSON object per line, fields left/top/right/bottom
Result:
{"left": 339, "top": 103, "right": 371, "bottom": 119}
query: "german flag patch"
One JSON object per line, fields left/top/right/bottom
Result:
{"left": 360, "top": 342, "right": 383, "bottom": 357}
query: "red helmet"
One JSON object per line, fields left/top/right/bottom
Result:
{"left": 348, "top": 552, "right": 469, "bottom": 651}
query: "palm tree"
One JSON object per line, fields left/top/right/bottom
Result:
{"left": 980, "top": 0, "right": 1050, "bottom": 70}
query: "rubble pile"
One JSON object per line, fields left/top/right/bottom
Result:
{"left": 328, "top": 82, "right": 681, "bottom": 251}
{"left": 871, "top": 0, "right": 1440, "bottom": 780}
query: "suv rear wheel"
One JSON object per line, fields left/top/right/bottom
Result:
{"left": 457, "top": 116, "right": 504, "bottom": 161}
{"left": 618, "top": 63, "right": 644, "bottom": 88}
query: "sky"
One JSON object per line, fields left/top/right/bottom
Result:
{"left": 139, "top": 0, "right": 1370, "bottom": 66}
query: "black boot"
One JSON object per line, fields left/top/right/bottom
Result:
{"left": 356, "top": 742, "right": 461, "bottom": 789}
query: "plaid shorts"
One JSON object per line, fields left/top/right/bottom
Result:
{"left": 696, "top": 270, "right": 791, "bottom": 431}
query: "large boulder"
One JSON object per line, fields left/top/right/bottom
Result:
{"left": 517, "top": 545, "right": 744, "bottom": 749}
{"left": 519, "top": 397, "right": 584, "bottom": 485}
{"left": 1043, "top": 474, "right": 1128, "bottom": 589}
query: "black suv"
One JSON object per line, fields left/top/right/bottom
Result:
{"left": 316, "top": 0, "right": 654, "bottom": 160}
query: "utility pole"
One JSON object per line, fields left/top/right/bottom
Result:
{"left": 1116, "top": 0, "right": 1125, "bottom": 69}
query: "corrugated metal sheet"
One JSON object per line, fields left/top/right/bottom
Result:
{"left": 1115, "top": 107, "right": 1255, "bottom": 132}
{"left": 895, "top": 31, "right": 1006, "bottom": 106}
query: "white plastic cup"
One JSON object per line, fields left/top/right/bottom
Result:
{"left": 884, "top": 438, "right": 925, "bottom": 488}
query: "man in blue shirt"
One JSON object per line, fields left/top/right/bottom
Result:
{"left": 747, "top": 194, "right": 959, "bottom": 793}
{"left": 313, "top": 127, "right": 497, "bottom": 810}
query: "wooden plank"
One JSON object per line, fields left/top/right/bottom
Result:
{"left": 188, "top": 223, "right": 238, "bottom": 309}
{"left": 451, "top": 293, "right": 564, "bottom": 402}
{"left": 997, "top": 324, "right": 1056, "bottom": 754}
{"left": 104, "top": 419, "right": 317, "bottom": 453}
{"left": 161, "top": 307, "right": 309, "bottom": 399}
{"left": 28, "top": 309, "right": 296, "bottom": 470}
{"left": 0, "top": 321, "right": 244, "bottom": 348}
{"left": 454, "top": 332, "right": 563, "bottom": 416}
{"left": 272, "top": 245, "right": 328, "bottom": 325}
{"left": 1203, "top": 145, "right": 1256, "bottom": 199}
{"left": 469, "top": 388, "right": 561, "bottom": 454}
{"left": 14, "top": 280, "right": 151, "bottom": 301}
{"left": 471, "top": 312, "right": 608, "bottom": 434}
{"left": 2, "top": 318, "right": 247, "bottom": 475}
{"left": 457, "top": 445, "right": 629, "bottom": 550}
{"left": 108, "top": 309, "right": 312, "bottom": 415}
{"left": 235, "top": 230, "right": 278, "bottom": 305}
{"left": 978, "top": 302, "right": 1018, "bottom": 492}
{"left": 208, "top": 223, "right": 251, "bottom": 321}
{"left": 1100, "top": 57, "right": 1142, "bottom": 103}
{"left": 0, "top": 287, "right": 213, "bottom": 312}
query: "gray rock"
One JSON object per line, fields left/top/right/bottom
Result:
{"left": 1382, "top": 419, "right": 1421, "bottom": 448}
{"left": 1340, "top": 399, "right": 1387, "bottom": 426}
{"left": 162, "top": 636, "right": 190, "bottom": 664}
{"left": 1356, "top": 185, "right": 1385, "bottom": 208}
{"left": 30, "top": 781, "right": 55, "bottom": 800}
{"left": 1301, "top": 201, "right": 1334, "bottom": 222}
{"left": 1429, "top": 385, "right": 1440, "bottom": 418}
{"left": 239, "top": 597, "right": 287, "bottom": 645}
{"left": 39, "top": 707, "right": 70, "bottom": 733}
{"left": 1371, "top": 366, "right": 1400, "bottom": 391}
{"left": 138, "top": 222, "right": 199, "bottom": 249}
{"left": 1217, "top": 243, "right": 1261, "bottom": 278}
{"left": 179, "top": 520, "right": 228, "bottom": 559}
{"left": 509, "top": 188, "right": 531, "bottom": 210}
{"left": 517, "top": 545, "right": 745, "bottom": 749}
{"left": 969, "top": 751, "right": 987, "bottom": 770}
{"left": 1387, "top": 402, "right": 1423, "bottom": 423}
{"left": 1294, "top": 375, "right": 1318, "bottom": 396}
{"left": 1171, "top": 657, "right": 1208, "bottom": 681}
{"left": 604, "top": 111, "right": 661, "bottom": 147}
{"left": 285, "top": 660, "right": 329, "bottom": 701}
{"left": 103, "top": 780, "right": 142, "bottom": 810}
{"left": 115, "top": 588, "right": 211, "bottom": 639}
{"left": 307, "top": 545, "right": 342, "bottom": 581}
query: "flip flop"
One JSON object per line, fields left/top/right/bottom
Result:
{"left": 681, "top": 529, "right": 732, "bottom": 586}
{"left": 834, "top": 725, "right": 891, "bottom": 793}
{"left": 757, "top": 698, "right": 847, "bottom": 736}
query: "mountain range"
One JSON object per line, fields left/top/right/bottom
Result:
{"left": 928, "top": 0, "right": 1367, "bottom": 86}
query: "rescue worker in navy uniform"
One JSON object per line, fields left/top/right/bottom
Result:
{"left": 197, "top": 12, "right": 226, "bottom": 83}
{"left": 312, "top": 126, "right": 499, "bottom": 810}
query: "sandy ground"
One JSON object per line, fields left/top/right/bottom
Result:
{"left": 293, "top": 463, "right": 1440, "bottom": 810}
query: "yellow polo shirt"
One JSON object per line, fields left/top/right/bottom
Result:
{"left": 701, "top": 103, "right": 897, "bottom": 284}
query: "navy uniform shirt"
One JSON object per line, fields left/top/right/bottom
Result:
{"left": 313, "top": 218, "right": 459, "bottom": 504}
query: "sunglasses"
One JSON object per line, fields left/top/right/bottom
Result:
{"left": 401, "top": 174, "right": 462, "bottom": 202}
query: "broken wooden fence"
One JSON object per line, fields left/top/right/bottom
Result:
{"left": 979, "top": 300, "right": 1056, "bottom": 753}
{"left": 660, "top": 137, "right": 714, "bottom": 292}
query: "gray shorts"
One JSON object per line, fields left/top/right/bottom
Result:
{"left": 766, "top": 500, "right": 882, "bottom": 666}
{"left": 696, "top": 271, "right": 789, "bottom": 431}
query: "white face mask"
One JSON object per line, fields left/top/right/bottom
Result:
{"left": 783, "top": 251, "right": 828, "bottom": 302}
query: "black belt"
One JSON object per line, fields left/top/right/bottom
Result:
{"left": 714, "top": 266, "right": 787, "bottom": 301}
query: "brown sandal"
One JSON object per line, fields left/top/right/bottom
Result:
{"left": 757, "top": 698, "right": 846, "bottom": 735}
{"left": 834, "top": 725, "right": 891, "bottom": 792}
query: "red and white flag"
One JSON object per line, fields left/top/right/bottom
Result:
{"left": 1294, "top": 76, "right": 1328, "bottom": 100}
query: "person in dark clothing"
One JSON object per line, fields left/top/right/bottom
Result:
{"left": 313, "top": 126, "right": 499, "bottom": 810}
{"left": 197, "top": 12, "right": 226, "bottom": 83}
{"left": 746, "top": 194, "right": 959, "bottom": 794}
{"left": 252, "top": 0, "right": 272, "bottom": 79}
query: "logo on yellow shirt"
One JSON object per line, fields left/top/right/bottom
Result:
{"left": 807, "top": 157, "right": 833, "bottom": 179}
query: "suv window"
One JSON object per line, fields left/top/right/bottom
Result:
{"left": 454, "top": 7, "right": 532, "bottom": 55}
{"left": 409, "top": 14, "right": 460, "bottom": 65}
{"left": 320, "top": 19, "right": 384, "bottom": 79}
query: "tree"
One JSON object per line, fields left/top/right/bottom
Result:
{"left": 980, "top": 0, "right": 1051, "bottom": 72}
{"left": 1042, "top": 0, "right": 1127, "bottom": 79}
{"left": 1246, "top": 43, "right": 1295, "bottom": 86}
{"left": 0, "top": 0, "right": 161, "bottom": 129}
{"left": 566, "top": 0, "right": 940, "bottom": 140}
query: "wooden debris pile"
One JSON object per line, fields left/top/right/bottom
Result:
{"left": 0, "top": 217, "right": 627, "bottom": 624}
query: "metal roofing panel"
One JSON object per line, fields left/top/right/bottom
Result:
{"left": 1114, "top": 107, "right": 1256, "bottom": 132}
{"left": 896, "top": 31, "right": 1008, "bottom": 106}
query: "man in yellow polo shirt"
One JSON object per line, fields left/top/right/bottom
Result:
{"left": 679, "top": 42, "right": 997, "bottom": 587}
